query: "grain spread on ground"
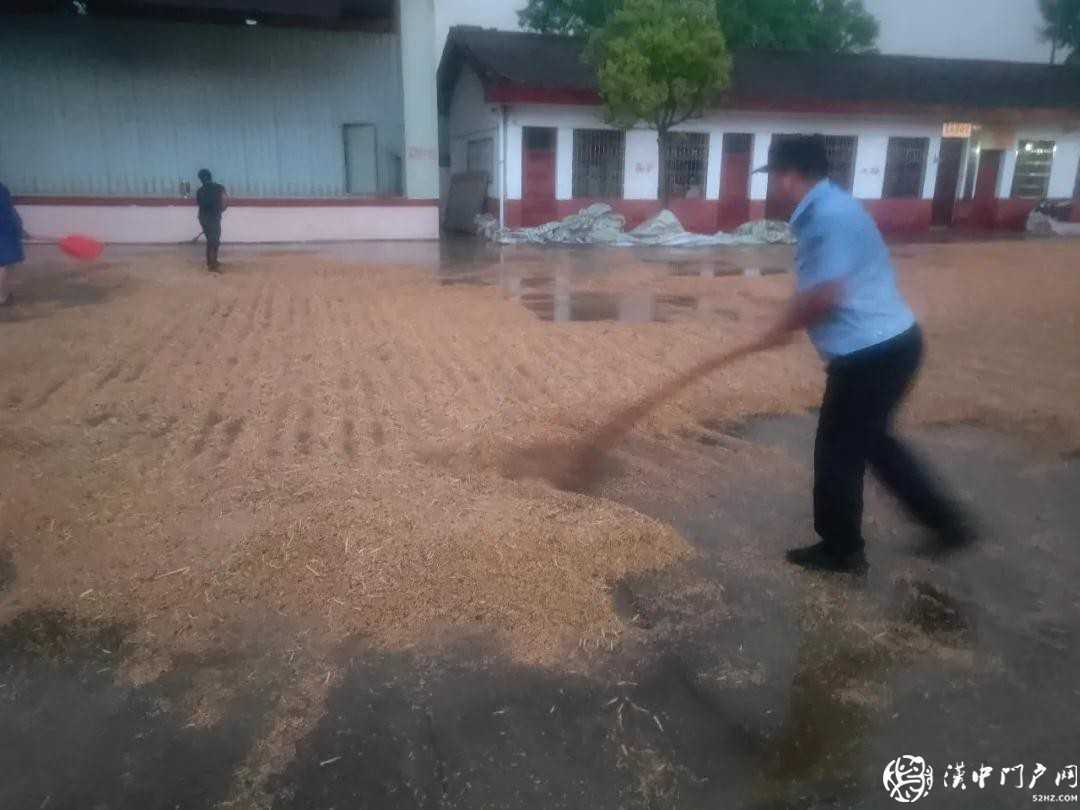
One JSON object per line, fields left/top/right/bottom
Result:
{"left": 1, "top": 239, "right": 1079, "bottom": 667}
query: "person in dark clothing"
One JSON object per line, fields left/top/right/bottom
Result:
{"left": 196, "top": 169, "right": 227, "bottom": 271}
{"left": 756, "top": 135, "right": 972, "bottom": 574}
{"left": 0, "top": 182, "right": 25, "bottom": 306}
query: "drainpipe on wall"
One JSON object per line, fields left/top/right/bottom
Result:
{"left": 499, "top": 105, "right": 509, "bottom": 231}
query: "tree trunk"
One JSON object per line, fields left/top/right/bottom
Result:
{"left": 657, "top": 128, "right": 670, "bottom": 208}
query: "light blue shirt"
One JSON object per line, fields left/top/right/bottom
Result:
{"left": 790, "top": 180, "right": 916, "bottom": 359}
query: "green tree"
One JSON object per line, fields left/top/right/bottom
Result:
{"left": 1038, "top": 0, "right": 1080, "bottom": 64}
{"left": 520, "top": 0, "right": 879, "bottom": 53}
{"left": 586, "top": 0, "right": 731, "bottom": 204}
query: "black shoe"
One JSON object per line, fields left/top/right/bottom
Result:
{"left": 786, "top": 541, "right": 868, "bottom": 574}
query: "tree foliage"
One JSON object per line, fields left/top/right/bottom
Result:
{"left": 520, "top": 0, "right": 879, "bottom": 53}
{"left": 586, "top": 0, "right": 731, "bottom": 202}
{"left": 1037, "top": 0, "right": 1080, "bottom": 64}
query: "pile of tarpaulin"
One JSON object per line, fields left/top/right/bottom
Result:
{"left": 476, "top": 204, "right": 795, "bottom": 247}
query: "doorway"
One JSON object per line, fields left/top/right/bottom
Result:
{"left": 931, "top": 138, "right": 966, "bottom": 226}
{"left": 343, "top": 124, "right": 378, "bottom": 196}
{"left": 719, "top": 133, "right": 752, "bottom": 229}
{"left": 522, "top": 127, "right": 557, "bottom": 227}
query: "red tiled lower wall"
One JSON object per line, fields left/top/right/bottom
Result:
{"left": 504, "top": 200, "right": 522, "bottom": 229}
{"left": 862, "top": 199, "right": 933, "bottom": 234}
{"left": 501, "top": 197, "right": 1063, "bottom": 235}
{"left": 953, "top": 199, "right": 1042, "bottom": 231}
{"left": 991, "top": 199, "right": 1041, "bottom": 230}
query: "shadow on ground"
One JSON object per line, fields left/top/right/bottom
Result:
{"left": 0, "top": 610, "right": 273, "bottom": 809}
{"left": 2, "top": 418, "right": 1077, "bottom": 808}
{"left": 0, "top": 262, "right": 122, "bottom": 323}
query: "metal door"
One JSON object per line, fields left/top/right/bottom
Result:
{"left": 344, "top": 124, "right": 378, "bottom": 196}
{"left": 719, "top": 133, "right": 752, "bottom": 229}
{"left": 932, "top": 138, "right": 966, "bottom": 226}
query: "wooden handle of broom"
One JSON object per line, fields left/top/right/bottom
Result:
{"left": 588, "top": 338, "right": 771, "bottom": 452}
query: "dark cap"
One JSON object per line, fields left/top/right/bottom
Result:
{"left": 753, "top": 135, "right": 829, "bottom": 178}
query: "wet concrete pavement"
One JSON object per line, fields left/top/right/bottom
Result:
{"left": 3, "top": 414, "right": 1077, "bottom": 808}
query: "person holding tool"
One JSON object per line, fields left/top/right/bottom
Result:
{"left": 195, "top": 168, "right": 227, "bottom": 272}
{"left": 754, "top": 135, "right": 973, "bottom": 573}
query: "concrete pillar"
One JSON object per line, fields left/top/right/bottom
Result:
{"left": 397, "top": 0, "right": 439, "bottom": 199}
{"left": 750, "top": 133, "right": 772, "bottom": 201}
{"left": 922, "top": 136, "right": 942, "bottom": 199}
{"left": 998, "top": 145, "right": 1018, "bottom": 198}
{"left": 624, "top": 129, "right": 659, "bottom": 200}
{"left": 505, "top": 124, "right": 523, "bottom": 200}
{"left": 1048, "top": 138, "right": 1080, "bottom": 198}
{"left": 556, "top": 127, "right": 574, "bottom": 200}
{"left": 853, "top": 135, "right": 888, "bottom": 199}
{"left": 705, "top": 130, "right": 723, "bottom": 200}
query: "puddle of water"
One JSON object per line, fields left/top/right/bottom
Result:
{"left": 519, "top": 290, "right": 699, "bottom": 323}
{"left": 436, "top": 272, "right": 490, "bottom": 286}
{"left": 669, "top": 261, "right": 788, "bottom": 279}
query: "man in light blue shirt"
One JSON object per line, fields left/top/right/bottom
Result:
{"left": 757, "top": 136, "right": 971, "bottom": 573}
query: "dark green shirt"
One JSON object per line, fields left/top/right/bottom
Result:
{"left": 196, "top": 182, "right": 226, "bottom": 221}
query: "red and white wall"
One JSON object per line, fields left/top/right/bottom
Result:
{"left": 15, "top": 199, "right": 440, "bottom": 244}
{"left": 447, "top": 65, "right": 1080, "bottom": 234}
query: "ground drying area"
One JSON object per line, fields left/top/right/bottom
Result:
{"left": 1, "top": 239, "right": 1079, "bottom": 808}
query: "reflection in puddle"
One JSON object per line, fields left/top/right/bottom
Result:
{"left": 519, "top": 290, "right": 698, "bottom": 323}
{"left": 436, "top": 272, "right": 490, "bottom": 286}
{"left": 431, "top": 256, "right": 782, "bottom": 324}
{"left": 669, "top": 261, "right": 788, "bottom": 279}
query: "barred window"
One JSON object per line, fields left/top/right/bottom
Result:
{"left": 825, "top": 136, "right": 857, "bottom": 192}
{"left": 662, "top": 132, "right": 709, "bottom": 199}
{"left": 572, "top": 129, "right": 625, "bottom": 198}
{"left": 769, "top": 134, "right": 857, "bottom": 191}
{"left": 883, "top": 137, "right": 930, "bottom": 199}
{"left": 1011, "top": 140, "right": 1055, "bottom": 199}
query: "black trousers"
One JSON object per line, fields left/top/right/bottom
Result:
{"left": 814, "top": 325, "right": 961, "bottom": 554}
{"left": 200, "top": 217, "right": 221, "bottom": 268}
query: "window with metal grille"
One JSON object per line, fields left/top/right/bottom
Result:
{"left": 1011, "top": 140, "right": 1055, "bottom": 199}
{"left": 466, "top": 137, "right": 494, "bottom": 178}
{"left": 768, "top": 134, "right": 857, "bottom": 191}
{"left": 572, "top": 129, "right": 625, "bottom": 198}
{"left": 661, "top": 132, "right": 709, "bottom": 199}
{"left": 883, "top": 137, "right": 930, "bottom": 199}
{"left": 825, "top": 136, "right": 857, "bottom": 191}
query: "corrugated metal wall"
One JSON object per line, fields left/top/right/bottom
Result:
{"left": 0, "top": 16, "right": 404, "bottom": 197}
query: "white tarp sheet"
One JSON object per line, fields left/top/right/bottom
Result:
{"left": 1026, "top": 210, "right": 1080, "bottom": 238}
{"left": 476, "top": 204, "right": 794, "bottom": 247}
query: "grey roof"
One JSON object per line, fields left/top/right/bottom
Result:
{"left": 439, "top": 26, "right": 1080, "bottom": 114}
{"left": 441, "top": 27, "right": 597, "bottom": 92}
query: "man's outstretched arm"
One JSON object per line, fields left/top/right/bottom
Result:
{"left": 758, "top": 280, "right": 843, "bottom": 349}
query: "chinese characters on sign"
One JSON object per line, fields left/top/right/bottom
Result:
{"left": 942, "top": 122, "right": 975, "bottom": 138}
